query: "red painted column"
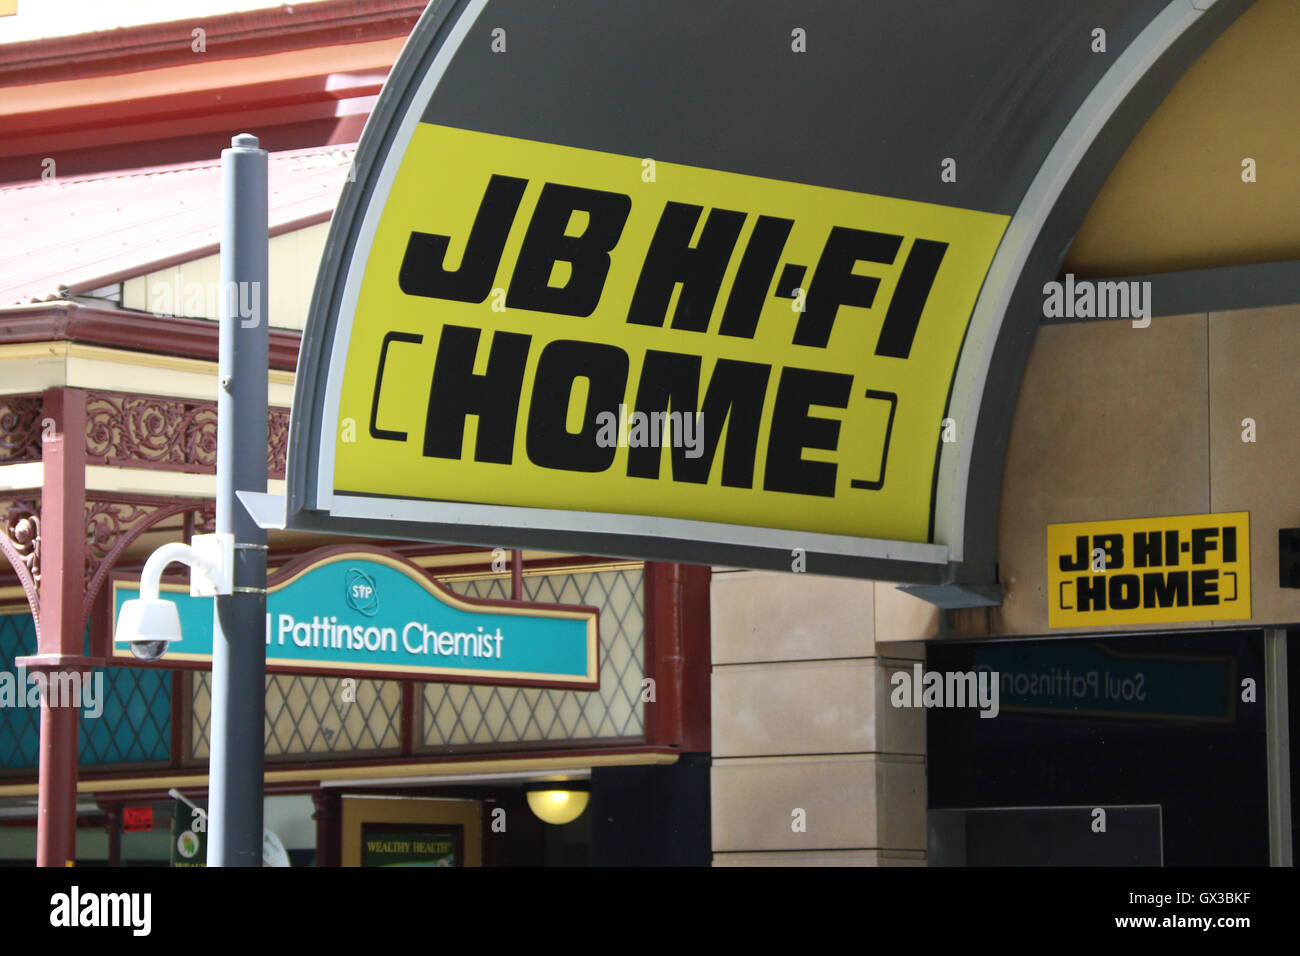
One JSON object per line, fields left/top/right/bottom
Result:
{"left": 644, "top": 562, "right": 684, "bottom": 747}
{"left": 19, "top": 388, "right": 95, "bottom": 867}
{"left": 311, "top": 790, "right": 340, "bottom": 867}
{"left": 678, "top": 563, "right": 712, "bottom": 752}
{"left": 644, "top": 562, "right": 712, "bottom": 751}
{"left": 103, "top": 804, "right": 122, "bottom": 868}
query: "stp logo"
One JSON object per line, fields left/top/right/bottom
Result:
{"left": 344, "top": 568, "right": 379, "bottom": 616}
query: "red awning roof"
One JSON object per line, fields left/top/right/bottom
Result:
{"left": 0, "top": 143, "right": 354, "bottom": 306}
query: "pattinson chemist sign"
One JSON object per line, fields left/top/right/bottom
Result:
{"left": 110, "top": 549, "right": 600, "bottom": 689}
{"left": 1047, "top": 513, "right": 1250, "bottom": 629}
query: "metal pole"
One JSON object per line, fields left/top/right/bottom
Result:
{"left": 1265, "top": 627, "right": 1292, "bottom": 866}
{"left": 208, "top": 133, "right": 269, "bottom": 867}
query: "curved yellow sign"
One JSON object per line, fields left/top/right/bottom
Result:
{"left": 334, "top": 124, "right": 1008, "bottom": 542}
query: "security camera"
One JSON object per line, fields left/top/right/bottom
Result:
{"left": 115, "top": 594, "right": 183, "bottom": 661}
{"left": 130, "top": 640, "right": 171, "bottom": 662}
{"left": 114, "top": 535, "right": 232, "bottom": 662}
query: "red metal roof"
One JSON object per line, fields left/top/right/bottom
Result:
{"left": 0, "top": 142, "right": 354, "bottom": 306}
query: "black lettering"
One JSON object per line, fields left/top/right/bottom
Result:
{"left": 1191, "top": 568, "right": 1219, "bottom": 605}
{"left": 763, "top": 367, "right": 852, "bottom": 497}
{"left": 1165, "top": 530, "right": 1179, "bottom": 567}
{"left": 875, "top": 238, "right": 947, "bottom": 359}
{"left": 1222, "top": 525, "right": 1237, "bottom": 562}
{"left": 628, "top": 351, "right": 770, "bottom": 487}
{"left": 718, "top": 216, "right": 794, "bottom": 338}
{"left": 1059, "top": 534, "right": 1089, "bottom": 572}
{"left": 1190, "top": 527, "right": 1219, "bottom": 564}
{"left": 1095, "top": 533, "right": 1125, "bottom": 570}
{"left": 1133, "top": 531, "right": 1162, "bottom": 568}
{"left": 1076, "top": 576, "right": 1106, "bottom": 612}
{"left": 794, "top": 227, "right": 901, "bottom": 348}
{"left": 399, "top": 175, "right": 526, "bottom": 302}
{"left": 526, "top": 340, "right": 628, "bottom": 472}
{"left": 774, "top": 263, "right": 806, "bottom": 299}
{"left": 627, "top": 202, "right": 746, "bottom": 331}
{"left": 422, "top": 325, "right": 530, "bottom": 464}
{"left": 507, "top": 183, "right": 631, "bottom": 317}
{"left": 370, "top": 331, "right": 423, "bottom": 441}
{"left": 1108, "top": 574, "right": 1140, "bottom": 610}
{"left": 1143, "top": 570, "right": 1189, "bottom": 608}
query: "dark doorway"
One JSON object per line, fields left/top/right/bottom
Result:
{"left": 927, "top": 630, "right": 1269, "bottom": 866}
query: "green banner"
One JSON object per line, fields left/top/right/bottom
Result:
{"left": 170, "top": 799, "right": 207, "bottom": 867}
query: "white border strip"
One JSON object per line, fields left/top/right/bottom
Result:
{"left": 934, "top": 0, "right": 1212, "bottom": 561}
{"left": 325, "top": 494, "right": 950, "bottom": 564}
{"left": 316, "top": 0, "right": 490, "bottom": 510}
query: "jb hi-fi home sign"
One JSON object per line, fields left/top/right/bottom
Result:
{"left": 1047, "top": 512, "right": 1250, "bottom": 628}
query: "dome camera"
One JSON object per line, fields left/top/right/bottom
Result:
{"left": 114, "top": 597, "right": 183, "bottom": 662}
{"left": 128, "top": 639, "right": 172, "bottom": 662}
{"left": 113, "top": 537, "right": 230, "bottom": 663}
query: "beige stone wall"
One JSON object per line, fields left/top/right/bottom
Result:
{"left": 706, "top": 304, "right": 1300, "bottom": 864}
{"left": 709, "top": 569, "right": 930, "bottom": 865}
{"left": 987, "top": 305, "right": 1300, "bottom": 637}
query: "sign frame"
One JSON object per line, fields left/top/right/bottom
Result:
{"left": 278, "top": 0, "right": 1254, "bottom": 591}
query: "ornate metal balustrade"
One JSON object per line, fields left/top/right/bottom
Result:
{"left": 0, "top": 390, "right": 290, "bottom": 477}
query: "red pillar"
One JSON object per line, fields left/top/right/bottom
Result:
{"left": 103, "top": 804, "right": 122, "bottom": 868}
{"left": 311, "top": 790, "right": 340, "bottom": 867}
{"left": 644, "top": 562, "right": 685, "bottom": 747}
{"left": 18, "top": 388, "right": 95, "bottom": 867}
{"left": 643, "top": 562, "right": 712, "bottom": 751}
{"left": 510, "top": 548, "right": 523, "bottom": 600}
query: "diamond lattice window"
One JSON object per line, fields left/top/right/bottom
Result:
{"left": 188, "top": 566, "right": 644, "bottom": 759}
{"left": 190, "top": 672, "right": 401, "bottom": 760}
{"left": 0, "top": 612, "right": 170, "bottom": 770}
{"left": 421, "top": 567, "right": 645, "bottom": 748}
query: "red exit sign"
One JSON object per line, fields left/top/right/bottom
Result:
{"left": 122, "top": 806, "right": 153, "bottom": 833}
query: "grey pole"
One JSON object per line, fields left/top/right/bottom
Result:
{"left": 208, "top": 133, "right": 269, "bottom": 867}
{"left": 1265, "top": 627, "right": 1292, "bottom": 866}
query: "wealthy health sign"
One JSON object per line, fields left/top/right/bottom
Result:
{"left": 277, "top": 0, "right": 1247, "bottom": 583}
{"left": 110, "top": 549, "right": 600, "bottom": 689}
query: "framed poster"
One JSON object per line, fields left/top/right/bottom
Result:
{"left": 360, "top": 822, "right": 463, "bottom": 867}
{"left": 340, "top": 796, "right": 481, "bottom": 867}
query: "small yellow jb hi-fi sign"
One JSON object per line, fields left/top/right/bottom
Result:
{"left": 1047, "top": 512, "right": 1250, "bottom": 628}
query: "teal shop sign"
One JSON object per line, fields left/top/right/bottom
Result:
{"left": 110, "top": 549, "right": 600, "bottom": 689}
{"left": 973, "top": 642, "right": 1234, "bottom": 723}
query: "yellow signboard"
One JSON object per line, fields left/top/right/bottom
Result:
{"left": 333, "top": 124, "right": 1008, "bottom": 541}
{"left": 1047, "top": 512, "right": 1250, "bottom": 628}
